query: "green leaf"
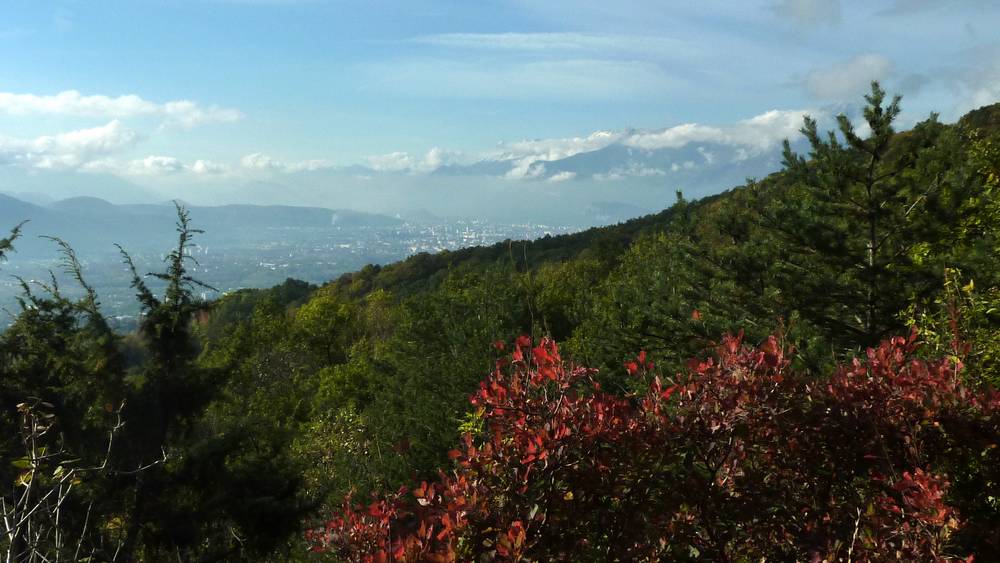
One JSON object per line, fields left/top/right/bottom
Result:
{"left": 11, "top": 457, "right": 31, "bottom": 469}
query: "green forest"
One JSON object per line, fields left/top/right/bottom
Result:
{"left": 3, "top": 84, "right": 1000, "bottom": 561}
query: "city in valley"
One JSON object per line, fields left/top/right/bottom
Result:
{"left": 0, "top": 216, "right": 578, "bottom": 330}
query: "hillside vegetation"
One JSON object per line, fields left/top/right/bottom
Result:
{"left": 3, "top": 84, "right": 1000, "bottom": 560}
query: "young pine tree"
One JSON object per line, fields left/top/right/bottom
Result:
{"left": 114, "top": 204, "right": 223, "bottom": 559}
{"left": 764, "top": 81, "right": 950, "bottom": 349}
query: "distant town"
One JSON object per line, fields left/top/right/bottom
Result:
{"left": 0, "top": 219, "right": 580, "bottom": 330}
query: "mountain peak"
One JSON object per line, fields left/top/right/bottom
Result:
{"left": 49, "top": 196, "right": 116, "bottom": 212}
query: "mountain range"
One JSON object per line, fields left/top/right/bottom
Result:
{"left": 0, "top": 118, "right": 814, "bottom": 226}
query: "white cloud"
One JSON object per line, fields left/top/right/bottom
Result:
{"left": 240, "top": 152, "right": 280, "bottom": 170}
{"left": 288, "top": 160, "right": 333, "bottom": 172}
{"left": 595, "top": 162, "right": 668, "bottom": 181}
{"left": 486, "top": 108, "right": 813, "bottom": 180}
{"left": 0, "top": 90, "right": 243, "bottom": 128}
{"left": 160, "top": 100, "right": 243, "bottom": 128}
{"left": 82, "top": 155, "right": 233, "bottom": 177}
{"left": 697, "top": 146, "right": 715, "bottom": 164}
{"left": 495, "top": 130, "right": 625, "bottom": 180}
{"left": 421, "top": 147, "right": 452, "bottom": 170}
{"left": 624, "top": 108, "right": 812, "bottom": 152}
{"left": 547, "top": 171, "right": 577, "bottom": 183}
{"left": 729, "top": 109, "right": 813, "bottom": 147}
{"left": 0, "top": 120, "right": 141, "bottom": 170}
{"left": 366, "top": 147, "right": 463, "bottom": 173}
{"left": 83, "top": 156, "right": 175, "bottom": 176}
{"left": 240, "top": 152, "right": 333, "bottom": 173}
{"left": 623, "top": 123, "right": 723, "bottom": 150}
{"left": 191, "top": 159, "right": 229, "bottom": 175}
{"left": 133, "top": 155, "right": 185, "bottom": 175}
{"left": 803, "top": 54, "right": 893, "bottom": 100}
{"left": 499, "top": 130, "right": 625, "bottom": 162}
{"left": 505, "top": 159, "right": 547, "bottom": 180}
{"left": 771, "top": 0, "right": 841, "bottom": 26}
{"left": 367, "top": 151, "right": 417, "bottom": 172}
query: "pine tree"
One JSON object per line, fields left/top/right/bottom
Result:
{"left": 115, "top": 203, "right": 222, "bottom": 559}
{"left": 763, "top": 82, "right": 948, "bottom": 349}
{"left": 0, "top": 234, "right": 128, "bottom": 561}
{"left": 0, "top": 223, "right": 22, "bottom": 262}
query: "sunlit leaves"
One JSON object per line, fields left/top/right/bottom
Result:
{"left": 310, "top": 332, "right": 995, "bottom": 560}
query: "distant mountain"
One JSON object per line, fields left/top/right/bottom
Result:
{"left": 427, "top": 138, "right": 798, "bottom": 201}
{"left": 0, "top": 193, "right": 48, "bottom": 225}
{"left": 0, "top": 167, "right": 158, "bottom": 204}
{"left": 49, "top": 196, "right": 121, "bottom": 215}
{"left": 1, "top": 191, "right": 54, "bottom": 207}
{"left": 0, "top": 195, "right": 402, "bottom": 258}
{"left": 0, "top": 194, "right": 56, "bottom": 255}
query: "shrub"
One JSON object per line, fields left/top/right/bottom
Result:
{"left": 308, "top": 332, "right": 997, "bottom": 560}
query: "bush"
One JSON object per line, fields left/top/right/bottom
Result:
{"left": 307, "top": 331, "right": 998, "bottom": 561}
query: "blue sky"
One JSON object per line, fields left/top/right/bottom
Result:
{"left": 1, "top": 0, "right": 999, "bottom": 212}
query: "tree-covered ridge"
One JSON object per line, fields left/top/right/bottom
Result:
{"left": 2, "top": 84, "right": 1000, "bottom": 560}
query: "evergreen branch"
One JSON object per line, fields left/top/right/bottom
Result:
{"left": 116, "top": 244, "right": 159, "bottom": 311}
{"left": 40, "top": 236, "right": 103, "bottom": 318}
{"left": 0, "top": 221, "right": 26, "bottom": 262}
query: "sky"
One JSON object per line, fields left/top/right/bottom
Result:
{"left": 1, "top": 0, "right": 999, "bottom": 219}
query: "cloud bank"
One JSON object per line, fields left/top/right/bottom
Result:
{"left": 240, "top": 153, "right": 334, "bottom": 173}
{"left": 494, "top": 108, "right": 814, "bottom": 180}
{"left": 0, "top": 90, "right": 243, "bottom": 128}
{"left": 0, "top": 102, "right": 818, "bottom": 186}
{"left": 0, "top": 120, "right": 141, "bottom": 169}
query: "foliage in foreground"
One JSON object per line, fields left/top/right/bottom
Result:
{"left": 0, "top": 207, "right": 309, "bottom": 561}
{"left": 3, "top": 85, "right": 1000, "bottom": 559}
{"left": 308, "top": 333, "right": 1000, "bottom": 561}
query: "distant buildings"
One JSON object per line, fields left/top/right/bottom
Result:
{"left": 0, "top": 218, "right": 580, "bottom": 328}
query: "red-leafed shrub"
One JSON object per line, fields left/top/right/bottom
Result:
{"left": 307, "top": 332, "right": 999, "bottom": 561}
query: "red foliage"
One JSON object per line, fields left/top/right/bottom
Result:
{"left": 308, "top": 332, "right": 997, "bottom": 561}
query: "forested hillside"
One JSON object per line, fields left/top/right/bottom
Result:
{"left": 3, "top": 84, "right": 1000, "bottom": 560}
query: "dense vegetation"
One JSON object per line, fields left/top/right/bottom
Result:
{"left": 2, "top": 83, "right": 1000, "bottom": 560}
